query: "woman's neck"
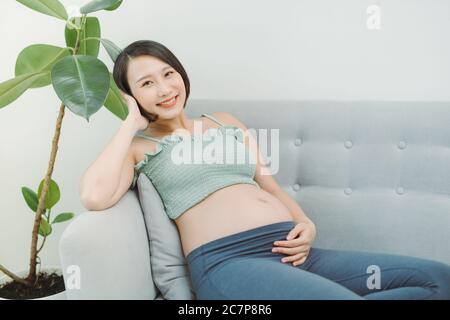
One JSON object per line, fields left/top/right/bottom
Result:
{"left": 145, "top": 115, "right": 195, "bottom": 137}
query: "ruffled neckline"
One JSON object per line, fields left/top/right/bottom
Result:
{"left": 134, "top": 125, "right": 245, "bottom": 171}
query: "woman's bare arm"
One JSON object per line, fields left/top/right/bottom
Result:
{"left": 79, "top": 119, "right": 138, "bottom": 210}
{"left": 79, "top": 92, "right": 149, "bottom": 211}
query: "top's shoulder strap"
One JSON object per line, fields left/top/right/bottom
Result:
{"left": 135, "top": 133, "right": 162, "bottom": 143}
{"left": 201, "top": 113, "right": 225, "bottom": 127}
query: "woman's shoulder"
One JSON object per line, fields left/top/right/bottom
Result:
{"left": 131, "top": 135, "right": 159, "bottom": 166}
{"left": 129, "top": 137, "right": 139, "bottom": 165}
{"left": 210, "top": 111, "right": 247, "bottom": 131}
{"left": 210, "top": 111, "right": 232, "bottom": 121}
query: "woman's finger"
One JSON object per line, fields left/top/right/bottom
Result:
{"left": 292, "top": 255, "right": 308, "bottom": 266}
{"left": 281, "top": 251, "right": 308, "bottom": 263}
{"left": 120, "top": 92, "right": 139, "bottom": 113}
{"left": 286, "top": 223, "right": 309, "bottom": 240}
{"left": 118, "top": 89, "right": 128, "bottom": 100}
{"left": 272, "top": 244, "right": 309, "bottom": 255}
{"left": 274, "top": 237, "right": 308, "bottom": 248}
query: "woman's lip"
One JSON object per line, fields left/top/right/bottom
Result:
{"left": 157, "top": 95, "right": 178, "bottom": 107}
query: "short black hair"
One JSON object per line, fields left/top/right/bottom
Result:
{"left": 113, "top": 40, "right": 190, "bottom": 122}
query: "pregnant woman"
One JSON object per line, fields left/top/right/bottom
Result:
{"left": 80, "top": 40, "right": 450, "bottom": 300}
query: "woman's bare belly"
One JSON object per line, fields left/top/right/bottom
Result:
{"left": 175, "top": 183, "right": 294, "bottom": 258}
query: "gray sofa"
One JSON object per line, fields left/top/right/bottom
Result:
{"left": 59, "top": 100, "right": 450, "bottom": 299}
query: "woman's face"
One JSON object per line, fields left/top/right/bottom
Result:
{"left": 126, "top": 55, "right": 186, "bottom": 118}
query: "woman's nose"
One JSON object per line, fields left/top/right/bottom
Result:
{"left": 157, "top": 82, "right": 171, "bottom": 96}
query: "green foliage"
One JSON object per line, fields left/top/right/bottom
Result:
{"left": 17, "top": 0, "right": 68, "bottom": 20}
{"left": 51, "top": 55, "right": 110, "bottom": 121}
{"left": 22, "top": 179, "right": 75, "bottom": 240}
{"left": 1, "top": 0, "right": 126, "bottom": 279}
{"left": 81, "top": 0, "right": 123, "bottom": 14}
{"left": 37, "top": 179, "right": 60, "bottom": 209}
{"left": 65, "top": 17, "right": 101, "bottom": 57}
{"left": 1, "top": 0, "right": 125, "bottom": 120}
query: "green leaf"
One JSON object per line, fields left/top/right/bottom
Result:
{"left": 16, "top": 0, "right": 68, "bottom": 20}
{"left": 100, "top": 38, "right": 122, "bottom": 63}
{"left": 39, "top": 218, "right": 52, "bottom": 237}
{"left": 0, "top": 72, "right": 48, "bottom": 109}
{"left": 80, "top": 0, "right": 122, "bottom": 14}
{"left": 21, "top": 187, "right": 38, "bottom": 212}
{"left": 37, "top": 179, "right": 60, "bottom": 209}
{"left": 15, "top": 44, "right": 71, "bottom": 88}
{"left": 66, "top": 16, "right": 83, "bottom": 30}
{"left": 65, "top": 17, "right": 101, "bottom": 57}
{"left": 105, "top": 0, "right": 122, "bottom": 11}
{"left": 104, "top": 73, "right": 128, "bottom": 120}
{"left": 52, "top": 212, "right": 75, "bottom": 224}
{"left": 65, "top": 18, "right": 77, "bottom": 46}
{"left": 51, "top": 55, "right": 110, "bottom": 121}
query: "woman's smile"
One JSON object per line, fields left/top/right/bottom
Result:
{"left": 157, "top": 95, "right": 178, "bottom": 108}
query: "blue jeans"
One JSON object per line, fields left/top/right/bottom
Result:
{"left": 186, "top": 221, "right": 450, "bottom": 300}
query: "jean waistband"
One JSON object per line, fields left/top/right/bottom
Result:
{"left": 187, "top": 221, "right": 295, "bottom": 262}
{"left": 186, "top": 220, "right": 295, "bottom": 287}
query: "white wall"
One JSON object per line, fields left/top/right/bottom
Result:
{"left": 1, "top": 0, "right": 449, "bottom": 273}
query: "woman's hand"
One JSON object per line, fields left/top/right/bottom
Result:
{"left": 120, "top": 90, "right": 149, "bottom": 132}
{"left": 272, "top": 221, "right": 316, "bottom": 266}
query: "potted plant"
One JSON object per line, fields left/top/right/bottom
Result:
{"left": 0, "top": 178, "right": 74, "bottom": 300}
{"left": 0, "top": 0, "right": 127, "bottom": 299}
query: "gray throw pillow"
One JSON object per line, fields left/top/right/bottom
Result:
{"left": 136, "top": 173, "right": 196, "bottom": 300}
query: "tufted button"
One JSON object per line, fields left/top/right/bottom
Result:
{"left": 344, "top": 187, "right": 352, "bottom": 195}
{"left": 398, "top": 141, "right": 407, "bottom": 149}
{"left": 396, "top": 187, "right": 404, "bottom": 195}
{"left": 344, "top": 140, "right": 353, "bottom": 149}
{"left": 294, "top": 138, "right": 302, "bottom": 146}
{"left": 292, "top": 184, "right": 301, "bottom": 191}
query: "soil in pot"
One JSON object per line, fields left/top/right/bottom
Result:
{"left": 0, "top": 272, "right": 65, "bottom": 299}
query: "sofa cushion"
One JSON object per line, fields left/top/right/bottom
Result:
{"left": 136, "top": 173, "right": 196, "bottom": 300}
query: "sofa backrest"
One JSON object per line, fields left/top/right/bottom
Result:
{"left": 186, "top": 100, "right": 450, "bottom": 265}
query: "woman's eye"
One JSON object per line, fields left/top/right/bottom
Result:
{"left": 142, "top": 72, "right": 173, "bottom": 86}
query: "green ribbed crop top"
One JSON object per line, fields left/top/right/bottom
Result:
{"left": 132, "top": 113, "right": 258, "bottom": 220}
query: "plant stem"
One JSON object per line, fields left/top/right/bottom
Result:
{"left": 36, "top": 236, "right": 47, "bottom": 255}
{"left": 0, "top": 264, "right": 31, "bottom": 286}
{"left": 26, "top": 102, "right": 66, "bottom": 283}
{"left": 25, "top": 15, "right": 86, "bottom": 284}
{"left": 66, "top": 20, "right": 78, "bottom": 30}
{"left": 36, "top": 209, "right": 50, "bottom": 254}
